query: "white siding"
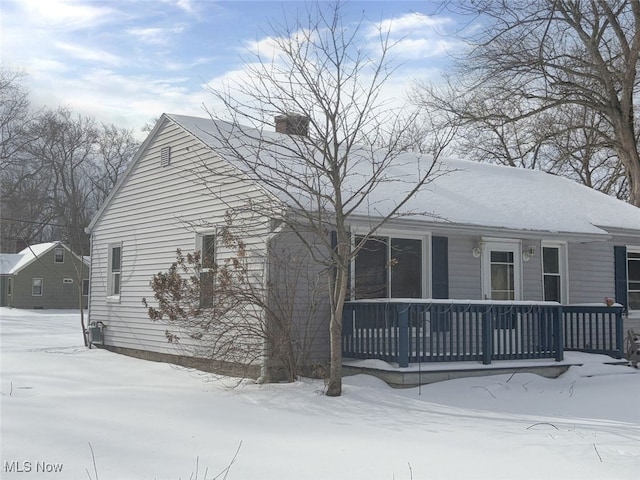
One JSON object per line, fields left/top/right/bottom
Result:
{"left": 89, "top": 119, "right": 272, "bottom": 360}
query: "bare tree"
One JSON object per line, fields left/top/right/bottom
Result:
{"left": 417, "top": 0, "right": 640, "bottom": 204}
{"left": 90, "top": 124, "right": 139, "bottom": 208}
{"left": 0, "top": 68, "right": 32, "bottom": 172}
{"left": 1, "top": 102, "right": 139, "bottom": 254}
{"left": 143, "top": 217, "right": 327, "bottom": 382}
{"left": 23, "top": 108, "right": 98, "bottom": 254}
{"left": 198, "top": 2, "right": 452, "bottom": 396}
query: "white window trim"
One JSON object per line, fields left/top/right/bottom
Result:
{"left": 540, "top": 241, "right": 569, "bottom": 304}
{"left": 32, "top": 278, "right": 43, "bottom": 297}
{"left": 54, "top": 246, "right": 65, "bottom": 264}
{"left": 627, "top": 245, "right": 640, "bottom": 311}
{"left": 107, "top": 243, "right": 122, "bottom": 301}
{"left": 350, "top": 227, "right": 431, "bottom": 299}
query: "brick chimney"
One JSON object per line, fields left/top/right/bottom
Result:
{"left": 274, "top": 114, "right": 309, "bottom": 136}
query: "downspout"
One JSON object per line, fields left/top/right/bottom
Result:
{"left": 257, "top": 222, "right": 286, "bottom": 384}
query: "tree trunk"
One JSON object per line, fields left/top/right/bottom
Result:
{"left": 326, "top": 258, "right": 349, "bottom": 397}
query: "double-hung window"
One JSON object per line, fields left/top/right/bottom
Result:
{"left": 354, "top": 235, "right": 423, "bottom": 299}
{"left": 54, "top": 247, "right": 64, "bottom": 263}
{"left": 108, "top": 244, "right": 122, "bottom": 298}
{"left": 199, "top": 234, "right": 216, "bottom": 308}
{"left": 541, "top": 243, "right": 566, "bottom": 303}
{"left": 628, "top": 249, "right": 640, "bottom": 310}
{"left": 32, "top": 278, "right": 43, "bottom": 296}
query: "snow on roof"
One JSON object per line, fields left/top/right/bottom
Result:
{"left": 0, "top": 254, "right": 22, "bottom": 275}
{"left": 167, "top": 113, "right": 640, "bottom": 236}
{"left": 0, "top": 242, "right": 60, "bottom": 275}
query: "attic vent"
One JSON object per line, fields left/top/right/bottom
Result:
{"left": 160, "top": 146, "right": 171, "bottom": 167}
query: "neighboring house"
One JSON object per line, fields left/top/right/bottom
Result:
{"left": 86, "top": 113, "right": 640, "bottom": 380}
{"left": 0, "top": 242, "right": 90, "bottom": 309}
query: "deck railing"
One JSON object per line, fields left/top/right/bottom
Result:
{"left": 342, "top": 300, "right": 624, "bottom": 367}
{"left": 563, "top": 305, "right": 624, "bottom": 358}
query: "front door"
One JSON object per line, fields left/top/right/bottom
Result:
{"left": 482, "top": 241, "right": 522, "bottom": 355}
{"left": 482, "top": 241, "right": 521, "bottom": 301}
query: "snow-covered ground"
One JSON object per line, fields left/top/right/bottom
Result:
{"left": 1, "top": 308, "right": 639, "bottom": 479}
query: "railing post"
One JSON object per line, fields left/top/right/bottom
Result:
{"left": 615, "top": 306, "right": 624, "bottom": 359}
{"left": 398, "top": 303, "right": 409, "bottom": 368}
{"left": 554, "top": 305, "right": 564, "bottom": 361}
{"left": 482, "top": 307, "right": 492, "bottom": 365}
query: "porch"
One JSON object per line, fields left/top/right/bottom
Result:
{"left": 342, "top": 300, "right": 625, "bottom": 385}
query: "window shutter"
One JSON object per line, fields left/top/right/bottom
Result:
{"left": 614, "top": 246, "right": 628, "bottom": 311}
{"left": 431, "top": 236, "right": 449, "bottom": 299}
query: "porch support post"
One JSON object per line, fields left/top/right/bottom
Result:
{"left": 482, "top": 307, "right": 492, "bottom": 365}
{"left": 554, "top": 305, "right": 564, "bottom": 362}
{"left": 398, "top": 304, "right": 409, "bottom": 368}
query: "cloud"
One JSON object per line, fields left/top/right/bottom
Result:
{"left": 365, "top": 12, "right": 465, "bottom": 61}
{"left": 54, "top": 42, "right": 123, "bottom": 66}
{"left": 18, "top": 0, "right": 117, "bottom": 29}
{"left": 127, "top": 24, "right": 187, "bottom": 46}
{"left": 373, "top": 12, "right": 453, "bottom": 37}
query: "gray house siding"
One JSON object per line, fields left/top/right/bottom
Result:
{"left": 425, "top": 232, "right": 630, "bottom": 306}
{"left": 0, "top": 276, "right": 8, "bottom": 306}
{"left": 88, "top": 117, "right": 274, "bottom": 374}
{"left": 567, "top": 240, "right": 615, "bottom": 304}
{"left": 447, "top": 234, "right": 481, "bottom": 300}
{"left": 268, "top": 228, "right": 331, "bottom": 370}
{"left": 5, "top": 247, "right": 88, "bottom": 309}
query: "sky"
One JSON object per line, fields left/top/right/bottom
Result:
{"left": 1, "top": 0, "right": 468, "bottom": 138}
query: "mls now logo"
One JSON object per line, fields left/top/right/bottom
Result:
{"left": 4, "top": 460, "right": 64, "bottom": 473}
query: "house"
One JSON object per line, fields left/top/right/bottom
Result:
{"left": 86, "top": 113, "right": 640, "bottom": 382}
{"left": 0, "top": 242, "right": 90, "bottom": 309}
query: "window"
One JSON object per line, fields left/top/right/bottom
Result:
{"left": 542, "top": 243, "right": 566, "bottom": 303}
{"left": 490, "top": 251, "right": 516, "bottom": 300}
{"left": 160, "top": 146, "right": 171, "bottom": 167}
{"left": 108, "top": 244, "right": 122, "bottom": 297}
{"left": 54, "top": 247, "right": 64, "bottom": 263}
{"left": 198, "top": 234, "right": 216, "bottom": 307}
{"left": 201, "top": 234, "right": 216, "bottom": 268}
{"left": 543, "top": 247, "right": 561, "bottom": 302}
{"left": 628, "top": 250, "right": 640, "bottom": 310}
{"left": 7, "top": 277, "right": 13, "bottom": 296}
{"left": 354, "top": 235, "right": 423, "bottom": 299}
{"left": 32, "top": 278, "right": 43, "bottom": 296}
{"left": 63, "top": 278, "right": 74, "bottom": 284}
{"left": 82, "top": 279, "right": 89, "bottom": 297}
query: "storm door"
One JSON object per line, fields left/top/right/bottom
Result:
{"left": 482, "top": 241, "right": 522, "bottom": 354}
{"left": 482, "top": 241, "right": 521, "bottom": 301}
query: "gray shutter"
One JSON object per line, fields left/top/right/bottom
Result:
{"left": 614, "top": 246, "right": 627, "bottom": 311}
{"left": 431, "top": 236, "right": 449, "bottom": 299}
